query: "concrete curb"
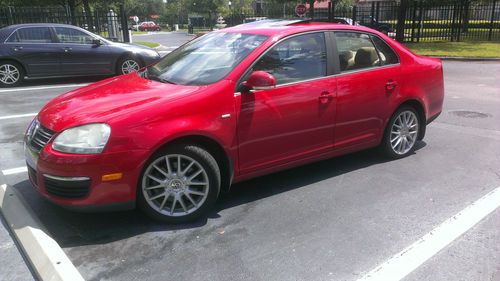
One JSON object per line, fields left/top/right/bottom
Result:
{"left": 0, "top": 171, "right": 84, "bottom": 281}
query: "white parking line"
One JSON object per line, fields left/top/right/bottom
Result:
{"left": 0, "top": 83, "right": 88, "bottom": 94}
{"left": 2, "top": 167, "right": 27, "bottom": 175}
{"left": 0, "top": 113, "right": 37, "bottom": 120}
{"left": 357, "top": 186, "right": 500, "bottom": 281}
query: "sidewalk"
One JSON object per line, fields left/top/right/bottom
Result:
{"left": 0, "top": 172, "right": 34, "bottom": 281}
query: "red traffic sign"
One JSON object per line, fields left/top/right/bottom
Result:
{"left": 295, "top": 4, "right": 307, "bottom": 16}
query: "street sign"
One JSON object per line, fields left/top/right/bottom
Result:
{"left": 295, "top": 4, "right": 307, "bottom": 17}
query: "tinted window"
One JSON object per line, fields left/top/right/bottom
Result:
{"left": 335, "top": 32, "right": 380, "bottom": 72}
{"left": 253, "top": 33, "right": 327, "bottom": 85}
{"left": 55, "top": 27, "right": 93, "bottom": 44}
{"left": 7, "top": 27, "right": 53, "bottom": 43}
{"left": 371, "top": 36, "right": 399, "bottom": 65}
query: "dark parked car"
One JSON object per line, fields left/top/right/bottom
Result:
{"left": 0, "top": 23, "right": 161, "bottom": 87}
{"left": 359, "top": 16, "right": 393, "bottom": 34}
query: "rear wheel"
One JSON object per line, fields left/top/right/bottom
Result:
{"left": 382, "top": 106, "right": 420, "bottom": 159}
{"left": 0, "top": 61, "right": 24, "bottom": 87}
{"left": 138, "top": 144, "right": 221, "bottom": 223}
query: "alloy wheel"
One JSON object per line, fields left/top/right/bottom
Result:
{"left": 142, "top": 154, "right": 210, "bottom": 217}
{"left": 121, "top": 59, "right": 140, "bottom": 74}
{"left": 390, "top": 110, "right": 419, "bottom": 155}
{"left": 0, "top": 64, "right": 20, "bottom": 85}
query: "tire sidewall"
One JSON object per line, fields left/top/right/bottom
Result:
{"left": 382, "top": 106, "right": 420, "bottom": 159}
{"left": 137, "top": 144, "right": 221, "bottom": 223}
{"left": 0, "top": 61, "right": 24, "bottom": 87}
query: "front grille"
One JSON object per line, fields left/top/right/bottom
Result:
{"left": 27, "top": 164, "right": 37, "bottom": 186}
{"left": 29, "top": 122, "right": 55, "bottom": 153}
{"left": 44, "top": 176, "right": 91, "bottom": 199}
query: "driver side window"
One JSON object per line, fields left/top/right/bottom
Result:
{"left": 253, "top": 33, "right": 327, "bottom": 85}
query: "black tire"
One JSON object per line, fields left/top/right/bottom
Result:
{"left": 381, "top": 106, "right": 421, "bottom": 159}
{"left": 138, "top": 144, "right": 221, "bottom": 223}
{"left": 0, "top": 61, "right": 24, "bottom": 87}
{"left": 116, "top": 56, "right": 142, "bottom": 75}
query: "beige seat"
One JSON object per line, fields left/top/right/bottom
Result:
{"left": 354, "top": 47, "right": 379, "bottom": 69}
{"left": 339, "top": 50, "right": 355, "bottom": 71}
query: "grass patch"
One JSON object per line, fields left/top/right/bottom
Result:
{"left": 133, "top": 41, "right": 160, "bottom": 48}
{"left": 405, "top": 41, "right": 500, "bottom": 58}
{"left": 132, "top": 31, "right": 148, "bottom": 35}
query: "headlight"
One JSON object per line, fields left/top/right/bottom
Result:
{"left": 52, "top": 123, "right": 111, "bottom": 154}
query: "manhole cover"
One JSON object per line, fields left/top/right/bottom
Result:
{"left": 449, "top": 110, "right": 489, "bottom": 119}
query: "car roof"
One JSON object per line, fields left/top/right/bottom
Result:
{"left": 223, "top": 19, "right": 378, "bottom": 37}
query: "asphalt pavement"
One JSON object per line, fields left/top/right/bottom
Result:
{"left": 0, "top": 61, "right": 499, "bottom": 281}
{"left": 132, "top": 31, "right": 194, "bottom": 56}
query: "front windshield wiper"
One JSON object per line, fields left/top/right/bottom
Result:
{"left": 142, "top": 69, "right": 177, "bottom": 85}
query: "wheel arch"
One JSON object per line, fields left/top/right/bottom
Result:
{"left": 115, "top": 52, "right": 144, "bottom": 74}
{"left": 150, "top": 134, "right": 234, "bottom": 193}
{"left": 394, "top": 99, "right": 427, "bottom": 140}
{"left": 0, "top": 58, "right": 27, "bottom": 76}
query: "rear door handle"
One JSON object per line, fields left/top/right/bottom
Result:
{"left": 385, "top": 80, "right": 398, "bottom": 93}
{"left": 63, "top": 47, "right": 72, "bottom": 52}
{"left": 13, "top": 46, "right": 23, "bottom": 51}
{"left": 319, "top": 91, "right": 334, "bottom": 104}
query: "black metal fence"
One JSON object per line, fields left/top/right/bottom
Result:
{"left": 192, "top": 0, "right": 500, "bottom": 42}
{"left": 0, "top": 6, "right": 130, "bottom": 42}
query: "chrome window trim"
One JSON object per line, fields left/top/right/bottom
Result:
{"left": 237, "top": 29, "right": 402, "bottom": 92}
{"left": 4, "top": 26, "right": 56, "bottom": 44}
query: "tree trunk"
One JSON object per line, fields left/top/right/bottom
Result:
{"left": 67, "top": 0, "right": 77, "bottom": 26}
{"left": 83, "top": 0, "right": 94, "bottom": 32}
{"left": 308, "top": 0, "right": 315, "bottom": 19}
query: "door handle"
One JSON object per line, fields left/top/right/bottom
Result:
{"left": 63, "top": 47, "right": 72, "bottom": 52}
{"left": 385, "top": 80, "right": 398, "bottom": 93}
{"left": 13, "top": 46, "right": 23, "bottom": 51}
{"left": 319, "top": 91, "right": 334, "bottom": 104}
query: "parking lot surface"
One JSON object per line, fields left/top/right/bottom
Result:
{"left": 0, "top": 61, "right": 499, "bottom": 281}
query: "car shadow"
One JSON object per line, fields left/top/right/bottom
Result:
{"left": 13, "top": 142, "right": 426, "bottom": 248}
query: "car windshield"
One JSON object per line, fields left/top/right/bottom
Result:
{"left": 145, "top": 32, "right": 269, "bottom": 86}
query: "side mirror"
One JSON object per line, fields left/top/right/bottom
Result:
{"left": 92, "top": 39, "right": 102, "bottom": 46}
{"left": 242, "top": 71, "right": 276, "bottom": 92}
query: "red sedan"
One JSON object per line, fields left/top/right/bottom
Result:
{"left": 138, "top": 21, "right": 161, "bottom": 32}
{"left": 25, "top": 20, "right": 444, "bottom": 223}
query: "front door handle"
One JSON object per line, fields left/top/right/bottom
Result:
{"left": 319, "top": 91, "right": 334, "bottom": 104}
{"left": 63, "top": 47, "right": 72, "bottom": 53}
{"left": 385, "top": 80, "right": 398, "bottom": 93}
{"left": 13, "top": 46, "right": 23, "bottom": 51}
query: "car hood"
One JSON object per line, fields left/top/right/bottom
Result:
{"left": 38, "top": 74, "right": 205, "bottom": 132}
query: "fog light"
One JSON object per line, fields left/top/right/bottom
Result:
{"left": 101, "top": 173, "right": 123, "bottom": 181}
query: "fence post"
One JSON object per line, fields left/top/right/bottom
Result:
{"left": 396, "top": 0, "right": 408, "bottom": 42}
{"left": 7, "top": 6, "right": 14, "bottom": 25}
{"left": 352, "top": 5, "right": 357, "bottom": 25}
{"left": 328, "top": 1, "right": 333, "bottom": 21}
{"left": 119, "top": 3, "right": 130, "bottom": 43}
{"left": 489, "top": 0, "right": 497, "bottom": 41}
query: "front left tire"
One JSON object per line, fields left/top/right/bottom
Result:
{"left": 0, "top": 61, "right": 24, "bottom": 87}
{"left": 138, "top": 144, "right": 221, "bottom": 223}
{"left": 117, "top": 56, "right": 142, "bottom": 75}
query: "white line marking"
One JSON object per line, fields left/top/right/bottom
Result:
{"left": 2, "top": 167, "right": 27, "bottom": 175}
{"left": 0, "top": 83, "right": 88, "bottom": 94}
{"left": 357, "top": 186, "right": 500, "bottom": 281}
{"left": 0, "top": 113, "right": 37, "bottom": 120}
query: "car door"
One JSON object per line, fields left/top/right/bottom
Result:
{"left": 54, "top": 26, "right": 112, "bottom": 75}
{"left": 5, "top": 26, "right": 60, "bottom": 76}
{"left": 237, "top": 32, "right": 337, "bottom": 174}
{"left": 332, "top": 31, "right": 401, "bottom": 149}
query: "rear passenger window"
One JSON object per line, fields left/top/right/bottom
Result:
{"left": 371, "top": 36, "right": 399, "bottom": 65}
{"left": 335, "top": 32, "right": 380, "bottom": 72}
{"left": 7, "top": 27, "right": 53, "bottom": 43}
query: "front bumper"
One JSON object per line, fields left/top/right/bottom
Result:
{"left": 25, "top": 140, "right": 148, "bottom": 210}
